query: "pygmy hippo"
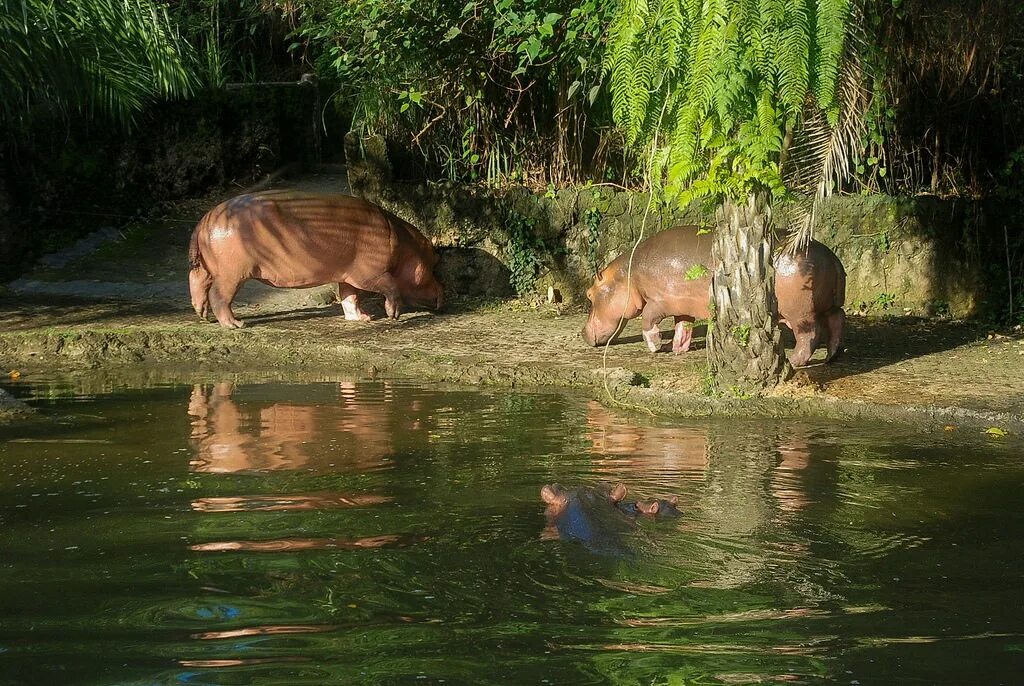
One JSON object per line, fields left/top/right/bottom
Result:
{"left": 616, "top": 495, "right": 682, "bottom": 518}
{"left": 540, "top": 483, "right": 680, "bottom": 555}
{"left": 188, "top": 191, "right": 444, "bottom": 328}
{"left": 581, "top": 227, "right": 846, "bottom": 366}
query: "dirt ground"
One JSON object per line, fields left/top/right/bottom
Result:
{"left": 2, "top": 170, "right": 1022, "bottom": 432}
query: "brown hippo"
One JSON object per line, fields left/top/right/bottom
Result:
{"left": 582, "top": 227, "right": 846, "bottom": 367}
{"left": 188, "top": 191, "right": 443, "bottom": 328}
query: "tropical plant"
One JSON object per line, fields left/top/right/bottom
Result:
{"left": 290, "top": 0, "right": 618, "bottom": 185}
{"left": 861, "top": 0, "right": 1024, "bottom": 196}
{"left": 0, "top": 0, "right": 198, "bottom": 126}
{"left": 166, "top": 0, "right": 302, "bottom": 88}
{"left": 604, "top": 0, "right": 869, "bottom": 393}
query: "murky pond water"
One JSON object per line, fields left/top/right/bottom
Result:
{"left": 1, "top": 379, "right": 1022, "bottom": 685}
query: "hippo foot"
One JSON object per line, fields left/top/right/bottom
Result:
{"left": 217, "top": 318, "right": 245, "bottom": 329}
{"left": 642, "top": 328, "right": 662, "bottom": 353}
{"left": 343, "top": 311, "right": 372, "bottom": 322}
{"left": 671, "top": 337, "right": 693, "bottom": 355}
{"left": 825, "top": 347, "right": 844, "bottom": 364}
{"left": 340, "top": 297, "right": 372, "bottom": 322}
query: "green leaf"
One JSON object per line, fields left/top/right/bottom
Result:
{"left": 588, "top": 84, "right": 601, "bottom": 104}
{"left": 442, "top": 27, "right": 461, "bottom": 42}
{"left": 543, "top": 12, "right": 562, "bottom": 25}
{"left": 685, "top": 264, "right": 709, "bottom": 280}
{"left": 566, "top": 80, "right": 581, "bottom": 100}
{"left": 524, "top": 36, "right": 541, "bottom": 61}
{"left": 983, "top": 427, "right": 1009, "bottom": 437}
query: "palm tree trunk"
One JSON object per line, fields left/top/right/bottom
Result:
{"left": 707, "top": 193, "right": 789, "bottom": 395}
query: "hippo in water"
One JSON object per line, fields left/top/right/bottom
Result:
{"left": 540, "top": 483, "right": 680, "bottom": 555}
{"left": 616, "top": 496, "right": 682, "bottom": 518}
{"left": 188, "top": 191, "right": 444, "bottom": 328}
{"left": 581, "top": 227, "right": 846, "bottom": 366}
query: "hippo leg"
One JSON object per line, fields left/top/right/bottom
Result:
{"left": 189, "top": 266, "right": 213, "bottom": 321}
{"left": 671, "top": 317, "right": 694, "bottom": 354}
{"left": 641, "top": 302, "right": 666, "bottom": 353}
{"left": 824, "top": 308, "right": 846, "bottom": 363}
{"left": 787, "top": 320, "right": 820, "bottom": 367}
{"left": 337, "top": 283, "right": 371, "bottom": 322}
{"left": 357, "top": 273, "right": 404, "bottom": 320}
{"left": 211, "top": 276, "right": 246, "bottom": 329}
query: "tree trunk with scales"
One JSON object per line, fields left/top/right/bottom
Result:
{"left": 707, "top": 193, "right": 790, "bottom": 395}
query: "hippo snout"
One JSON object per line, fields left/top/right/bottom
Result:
{"left": 581, "top": 324, "right": 599, "bottom": 347}
{"left": 582, "top": 319, "right": 612, "bottom": 347}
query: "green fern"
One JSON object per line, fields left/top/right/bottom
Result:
{"left": 605, "top": 0, "right": 863, "bottom": 212}
{"left": 1, "top": 0, "right": 197, "bottom": 126}
{"left": 813, "top": 0, "right": 850, "bottom": 116}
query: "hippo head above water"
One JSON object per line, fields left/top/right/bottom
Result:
{"left": 541, "top": 483, "right": 682, "bottom": 555}
{"left": 617, "top": 495, "right": 682, "bottom": 518}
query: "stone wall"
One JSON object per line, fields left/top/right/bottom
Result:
{"left": 2, "top": 86, "right": 323, "bottom": 281}
{"left": 347, "top": 133, "right": 994, "bottom": 318}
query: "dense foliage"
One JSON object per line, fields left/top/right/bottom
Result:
{"left": 864, "top": 0, "right": 1024, "bottom": 197}
{"left": 4, "top": 0, "right": 1023, "bottom": 199}
{"left": 604, "top": 0, "right": 863, "bottom": 216}
{"left": 290, "top": 0, "right": 619, "bottom": 185}
{"left": 0, "top": 0, "right": 197, "bottom": 126}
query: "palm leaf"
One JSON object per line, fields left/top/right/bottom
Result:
{"left": 783, "top": 28, "right": 870, "bottom": 251}
{"left": 0, "top": 0, "right": 197, "bottom": 127}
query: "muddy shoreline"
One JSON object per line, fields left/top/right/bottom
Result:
{"left": 1, "top": 293, "right": 1021, "bottom": 434}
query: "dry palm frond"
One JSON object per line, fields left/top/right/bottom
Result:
{"left": 781, "top": 7, "right": 871, "bottom": 252}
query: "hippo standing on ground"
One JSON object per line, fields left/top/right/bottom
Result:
{"left": 188, "top": 191, "right": 444, "bottom": 328}
{"left": 581, "top": 227, "right": 846, "bottom": 367}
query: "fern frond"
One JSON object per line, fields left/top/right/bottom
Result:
{"left": 812, "top": 0, "right": 850, "bottom": 114}
{"left": 777, "top": 0, "right": 811, "bottom": 114}
{"left": 605, "top": 0, "right": 651, "bottom": 143}
{"left": 785, "top": 45, "right": 869, "bottom": 250}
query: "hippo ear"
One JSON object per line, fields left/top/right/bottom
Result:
{"left": 638, "top": 499, "right": 659, "bottom": 515}
{"left": 609, "top": 483, "right": 627, "bottom": 503}
{"left": 667, "top": 495, "right": 678, "bottom": 506}
{"left": 541, "top": 484, "right": 567, "bottom": 507}
{"left": 596, "top": 270, "right": 605, "bottom": 283}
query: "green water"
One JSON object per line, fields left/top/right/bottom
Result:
{"left": 0, "top": 379, "right": 1022, "bottom": 685}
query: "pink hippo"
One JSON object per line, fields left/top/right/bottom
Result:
{"left": 188, "top": 191, "right": 443, "bottom": 328}
{"left": 582, "top": 226, "right": 846, "bottom": 366}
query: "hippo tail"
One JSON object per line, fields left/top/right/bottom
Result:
{"left": 187, "top": 220, "right": 214, "bottom": 320}
{"left": 188, "top": 224, "right": 203, "bottom": 271}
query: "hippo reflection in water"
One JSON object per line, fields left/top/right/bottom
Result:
{"left": 540, "top": 483, "right": 680, "bottom": 556}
